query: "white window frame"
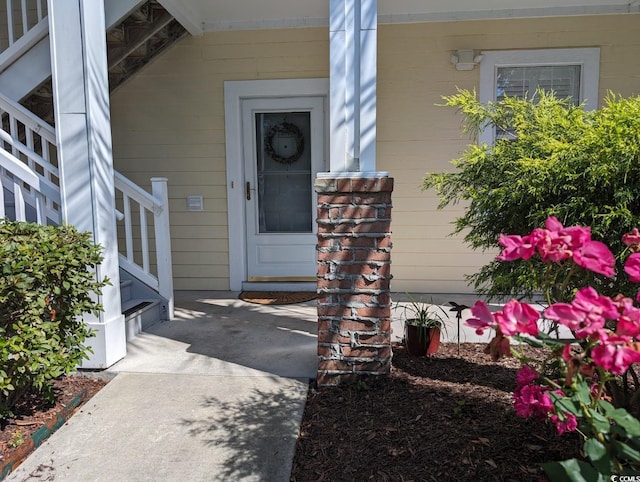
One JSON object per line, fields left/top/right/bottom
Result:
{"left": 478, "top": 48, "right": 600, "bottom": 145}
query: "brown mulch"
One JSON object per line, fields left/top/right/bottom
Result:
{"left": 291, "top": 343, "right": 583, "bottom": 482}
{"left": 0, "top": 375, "right": 108, "bottom": 469}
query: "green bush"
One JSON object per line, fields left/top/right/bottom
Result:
{"left": 0, "top": 220, "right": 107, "bottom": 418}
{"left": 423, "top": 89, "right": 640, "bottom": 301}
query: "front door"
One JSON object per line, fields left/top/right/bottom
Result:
{"left": 241, "top": 96, "right": 325, "bottom": 281}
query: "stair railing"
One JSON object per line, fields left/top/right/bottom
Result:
{"left": 0, "top": 0, "right": 48, "bottom": 71}
{"left": 114, "top": 173, "right": 174, "bottom": 318}
{"left": 0, "top": 144, "right": 59, "bottom": 223}
{"left": 0, "top": 90, "right": 59, "bottom": 222}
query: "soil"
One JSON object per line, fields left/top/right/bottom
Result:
{"left": 291, "top": 343, "right": 583, "bottom": 482}
{"left": 0, "top": 374, "right": 108, "bottom": 469}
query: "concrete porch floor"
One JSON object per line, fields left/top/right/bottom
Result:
{"left": 111, "top": 290, "right": 493, "bottom": 379}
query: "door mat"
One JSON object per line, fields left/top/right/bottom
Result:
{"left": 239, "top": 291, "right": 317, "bottom": 305}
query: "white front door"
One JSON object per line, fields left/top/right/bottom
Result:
{"left": 241, "top": 96, "right": 325, "bottom": 281}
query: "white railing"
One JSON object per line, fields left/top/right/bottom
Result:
{"left": 0, "top": 89, "right": 174, "bottom": 317}
{"left": 0, "top": 145, "right": 59, "bottom": 223}
{"left": 0, "top": 0, "right": 48, "bottom": 71}
{"left": 115, "top": 173, "right": 174, "bottom": 318}
{"left": 0, "top": 90, "right": 59, "bottom": 222}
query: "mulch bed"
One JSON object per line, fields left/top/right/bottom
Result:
{"left": 0, "top": 375, "right": 108, "bottom": 478}
{"left": 291, "top": 343, "right": 583, "bottom": 482}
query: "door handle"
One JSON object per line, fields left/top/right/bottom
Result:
{"left": 246, "top": 182, "right": 255, "bottom": 201}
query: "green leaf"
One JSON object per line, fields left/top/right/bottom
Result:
{"left": 613, "top": 440, "right": 640, "bottom": 463}
{"left": 543, "top": 459, "right": 606, "bottom": 482}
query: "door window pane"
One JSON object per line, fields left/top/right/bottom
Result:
{"left": 255, "top": 112, "right": 311, "bottom": 233}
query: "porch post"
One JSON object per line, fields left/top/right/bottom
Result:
{"left": 318, "top": 0, "right": 393, "bottom": 386}
{"left": 48, "top": 0, "right": 126, "bottom": 368}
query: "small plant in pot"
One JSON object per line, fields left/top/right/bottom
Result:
{"left": 398, "top": 295, "right": 448, "bottom": 356}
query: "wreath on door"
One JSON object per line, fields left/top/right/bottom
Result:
{"left": 264, "top": 122, "right": 305, "bottom": 165}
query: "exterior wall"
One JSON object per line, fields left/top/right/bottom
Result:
{"left": 110, "top": 28, "right": 329, "bottom": 290}
{"left": 110, "top": 13, "right": 640, "bottom": 293}
{"left": 377, "top": 13, "right": 640, "bottom": 293}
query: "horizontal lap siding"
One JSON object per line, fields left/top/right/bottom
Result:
{"left": 378, "top": 14, "right": 640, "bottom": 294}
{"left": 111, "top": 14, "right": 640, "bottom": 293}
{"left": 110, "top": 28, "right": 328, "bottom": 290}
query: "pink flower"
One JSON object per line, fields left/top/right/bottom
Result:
{"left": 591, "top": 339, "right": 640, "bottom": 375}
{"left": 513, "top": 384, "right": 554, "bottom": 420}
{"left": 497, "top": 234, "right": 535, "bottom": 261}
{"left": 615, "top": 296, "right": 640, "bottom": 338}
{"left": 544, "top": 287, "right": 618, "bottom": 338}
{"left": 623, "top": 228, "right": 640, "bottom": 249}
{"left": 625, "top": 253, "right": 640, "bottom": 283}
{"left": 465, "top": 300, "right": 496, "bottom": 335}
{"left": 516, "top": 365, "right": 539, "bottom": 386}
{"left": 545, "top": 216, "right": 564, "bottom": 232}
{"left": 494, "top": 300, "right": 540, "bottom": 336}
{"left": 573, "top": 240, "right": 615, "bottom": 278}
{"left": 551, "top": 413, "right": 578, "bottom": 435}
{"left": 536, "top": 217, "right": 591, "bottom": 263}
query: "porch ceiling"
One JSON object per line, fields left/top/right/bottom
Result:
{"left": 159, "top": 0, "right": 639, "bottom": 34}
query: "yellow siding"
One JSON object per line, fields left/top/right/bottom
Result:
{"left": 377, "top": 14, "right": 640, "bottom": 293}
{"left": 110, "top": 28, "right": 328, "bottom": 291}
{"left": 110, "top": 14, "right": 640, "bottom": 293}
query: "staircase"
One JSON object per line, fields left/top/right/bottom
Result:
{"left": 21, "top": 0, "right": 188, "bottom": 126}
{"left": 0, "top": 0, "right": 186, "bottom": 337}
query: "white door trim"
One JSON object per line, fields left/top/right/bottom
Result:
{"left": 224, "top": 78, "right": 329, "bottom": 291}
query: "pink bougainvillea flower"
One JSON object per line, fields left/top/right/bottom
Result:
{"left": 465, "top": 300, "right": 496, "bottom": 335}
{"left": 573, "top": 240, "right": 616, "bottom": 278}
{"left": 545, "top": 216, "right": 564, "bottom": 232}
{"left": 535, "top": 217, "right": 592, "bottom": 263}
{"left": 516, "top": 365, "right": 539, "bottom": 387}
{"left": 536, "top": 229, "right": 573, "bottom": 263}
{"left": 561, "top": 225, "right": 592, "bottom": 251}
{"left": 544, "top": 287, "right": 618, "bottom": 338}
{"left": 494, "top": 300, "right": 540, "bottom": 336}
{"left": 513, "top": 384, "right": 554, "bottom": 420}
{"left": 623, "top": 227, "right": 640, "bottom": 251}
{"left": 497, "top": 234, "right": 535, "bottom": 261}
{"left": 551, "top": 413, "right": 578, "bottom": 435}
{"left": 625, "top": 253, "right": 640, "bottom": 283}
{"left": 591, "top": 338, "right": 640, "bottom": 375}
{"left": 615, "top": 296, "right": 640, "bottom": 338}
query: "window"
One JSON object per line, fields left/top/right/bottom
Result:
{"left": 478, "top": 48, "right": 600, "bottom": 144}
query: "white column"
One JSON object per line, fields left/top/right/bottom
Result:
{"left": 48, "top": 0, "right": 126, "bottom": 368}
{"left": 328, "top": 0, "right": 381, "bottom": 175}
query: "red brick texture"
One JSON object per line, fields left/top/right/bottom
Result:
{"left": 315, "top": 176, "right": 394, "bottom": 387}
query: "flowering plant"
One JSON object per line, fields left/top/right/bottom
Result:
{"left": 467, "top": 217, "right": 640, "bottom": 479}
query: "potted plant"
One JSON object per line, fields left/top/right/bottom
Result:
{"left": 398, "top": 295, "right": 448, "bottom": 356}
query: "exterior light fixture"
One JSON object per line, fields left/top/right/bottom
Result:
{"left": 450, "top": 49, "right": 483, "bottom": 70}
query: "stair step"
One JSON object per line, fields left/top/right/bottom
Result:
{"left": 122, "top": 298, "right": 162, "bottom": 341}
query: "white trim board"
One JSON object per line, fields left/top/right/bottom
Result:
{"left": 223, "top": 78, "right": 329, "bottom": 291}
{"left": 478, "top": 47, "right": 600, "bottom": 145}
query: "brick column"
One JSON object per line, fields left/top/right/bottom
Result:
{"left": 315, "top": 176, "right": 393, "bottom": 387}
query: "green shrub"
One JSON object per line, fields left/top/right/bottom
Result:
{"left": 0, "top": 220, "right": 107, "bottom": 418}
{"left": 423, "top": 89, "right": 640, "bottom": 301}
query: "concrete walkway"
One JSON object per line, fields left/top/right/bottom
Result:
{"left": 7, "top": 292, "right": 318, "bottom": 482}
{"left": 6, "top": 291, "right": 489, "bottom": 482}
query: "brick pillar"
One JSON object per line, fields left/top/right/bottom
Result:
{"left": 315, "top": 176, "right": 393, "bottom": 387}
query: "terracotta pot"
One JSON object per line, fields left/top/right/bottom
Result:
{"left": 405, "top": 324, "right": 441, "bottom": 356}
